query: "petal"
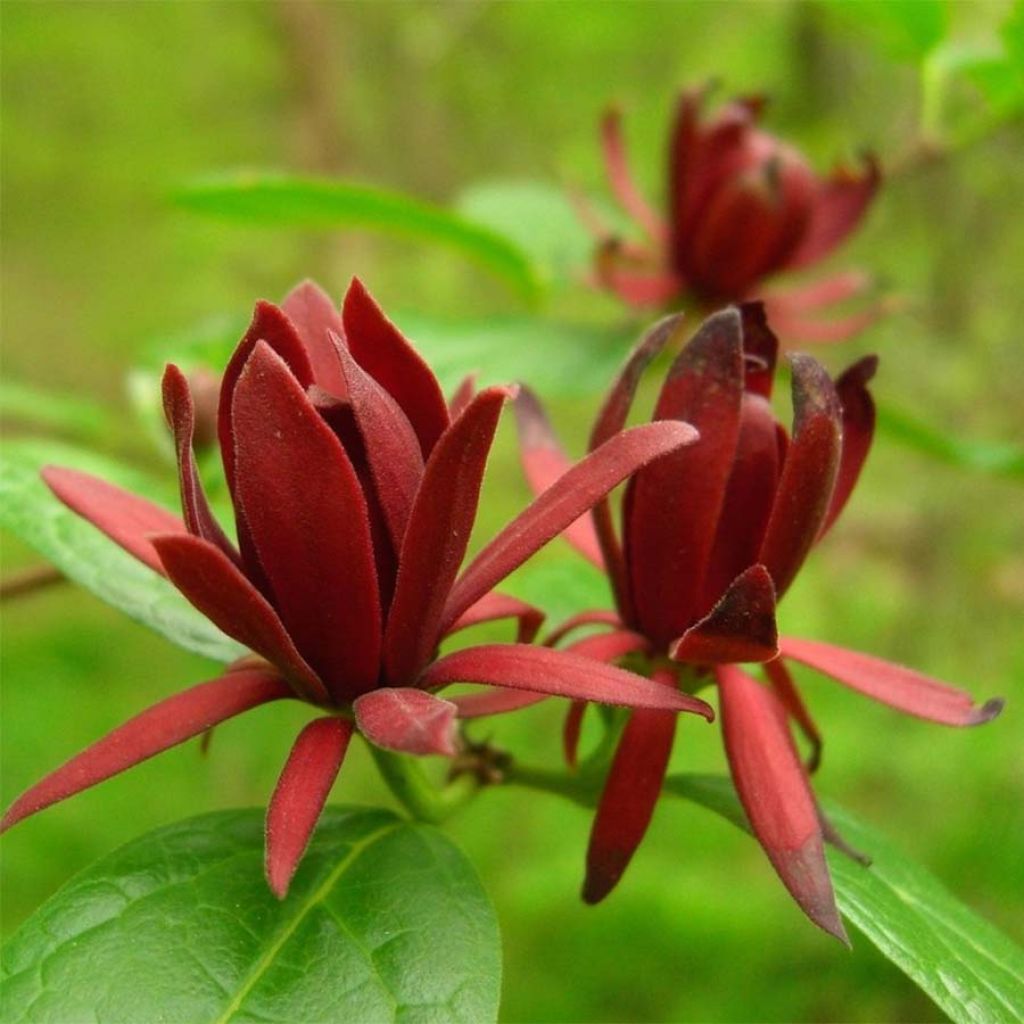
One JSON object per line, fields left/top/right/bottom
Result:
{"left": 669, "top": 564, "right": 778, "bottom": 665}
{"left": 786, "top": 156, "right": 881, "bottom": 270}
{"left": 265, "top": 716, "right": 352, "bottom": 898}
{"left": 626, "top": 309, "right": 744, "bottom": 645}
{"left": 1, "top": 669, "right": 292, "bottom": 834}
{"left": 765, "top": 270, "right": 871, "bottom": 312}
{"left": 232, "top": 342, "right": 381, "bottom": 698}
{"left": 594, "top": 240, "right": 683, "bottom": 308}
{"left": 514, "top": 388, "right": 604, "bottom": 568}
{"left": 384, "top": 387, "right": 510, "bottom": 686}
{"left": 757, "top": 354, "right": 841, "bottom": 598}
{"left": 42, "top": 466, "right": 185, "bottom": 575}
{"left": 443, "top": 420, "right": 700, "bottom": 633}
{"left": 280, "top": 280, "right": 348, "bottom": 394}
{"left": 820, "top": 356, "right": 877, "bottom": 537}
{"left": 778, "top": 637, "right": 1004, "bottom": 726}
{"left": 332, "top": 335, "right": 425, "bottom": 549}
{"left": 716, "top": 664, "right": 847, "bottom": 943}
{"left": 151, "top": 533, "right": 328, "bottom": 704}
{"left": 448, "top": 374, "right": 477, "bottom": 419}
{"left": 544, "top": 610, "right": 624, "bottom": 648}
{"left": 421, "top": 644, "right": 714, "bottom": 718}
{"left": 446, "top": 591, "right": 545, "bottom": 644}
{"left": 764, "top": 657, "right": 823, "bottom": 773}
{"left": 737, "top": 301, "right": 779, "bottom": 399}
{"left": 342, "top": 277, "right": 450, "bottom": 458}
{"left": 600, "top": 105, "right": 668, "bottom": 243}
{"left": 761, "top": 302, "right": 882, "bottom": 347}
{"left": 451, "top": 688, "right": 549, "bottom": 719}
{"left": 562, "top": 702, "right": 587, "bottom": 769}
{"left": 354, "top": 688, "right": 458, "bottom": 757}
{"left": 161, "top": 364, "right": 239, "bottom": 560}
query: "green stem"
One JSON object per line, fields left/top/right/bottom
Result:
{"left": 369, "top": 746, "right": 478, "bottom": 825}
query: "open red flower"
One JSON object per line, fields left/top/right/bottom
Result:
{"left": 516, "top": 305, "right": 1002, "bottom": 939}
{"left": 1, "top": 278, "right": 714, "bottom": 898}
{"left": 586, "top": 85, "right": 881, "bottom": 344}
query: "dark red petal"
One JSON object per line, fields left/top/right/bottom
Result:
{"left": 820, "top": 356, "right": 877, "bottom": 537}
{"left": 444, "top": 420, "right": 700, "bottom": 633}
{"left": 670, "top": 564, "right": 778, "bottom": 665}
{"left": 152, "top": 534, "right": 328, "bottom": 704}
{"left": 446, "top": 591, "right": 545, "bottom": 644}
{"left": 786, "top": 156, "right": 881, "bottom": 270}
{"left": 448, "top": 374, "right": 477, "bottom": 419}
{"left": 543, "top": 610, "right": 624, "bottom": 648}
{"left": 1, "top": 669, "right": 292, "bottom": 834}
{"left": 600, "top": 105, "right": 668, "bottom": 243}
{"left": 161, "top": 364, "right": 239, "bottom": 560}
{"left": 594, "top": 241, "right": 683, "bottom": 308}
{"left": 354, "top": 688, "right": 458, "bottom": 757}
{"left": 778, "top": 637, "right": 1004, "bottom": 726}
{"left": 583, "top": 685, "right": 677, "bottom": 903}
{"left": 757, "top": 355, "right": 841, "bottom": 598}
{"left": 514, "top": 388, "right": 604, "bottom": 568}
{"left": 421, "top": 644, "right": 714, "bottom": 718}
{"left": 232, "top": 343, "right": 381, "bottom": 698}
{"left": 342, "top": 277, "right": 450, "bottom": 458}
{"left": 384, "top": 387, "right": 510, "bottom": 686}
{"left": 332, "top": 335, "right": 425, "bottom": 549}
{"left": 737, "top": 302, "right": 779, "bottom": 399}
{"left": 280, "top": 280, "right": 348, "bottom": 395}
{"left": 563, "top": 701, "right": 587, "bottom": 768}
{"left": 42, "top": 466, "right": 185, "bottom": 576}
{"left": 716, "top": 664, "right": 847, "bottom": 943}
{"left": 626, "top": 309, "right": 744, "bottom": 645}
{"left": 265, "top": 716, "right": 352, "bottom": 899}
{"left": 764, "top": 657, "right": 823, "bottom": 773}
{"left": 451, "top": 688, "right": 548, "bottom": 719}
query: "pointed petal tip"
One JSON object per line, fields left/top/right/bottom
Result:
{"left": 581, "top": 872, "right": 616, "bottom": 906}
{"left": 972, "top": 697, "right": 1005, "bottom": 725}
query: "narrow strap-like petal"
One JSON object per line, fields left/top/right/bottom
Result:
{"left": 446, "top": 591, "right": 545, "bottom": 644}
{"left": 280, "top": 280, "right": 348, "bottom": 395}
{"left": 716, "top": 663, "right": 847, "bottom": 943}
{"left": 600, "top": 106, "right": 668, "bottom": 244}
{"left": 594, "top": 240, "right": 683, "bottom": 308}
{"left": 563, "top": 701, "right": 587, "bottom": 769}
{"left": 332, "top": 335, "right": 425, "bottom": 549}
{"left": 232, "top": 343, "right": 381, "bottom": 698}
{"left": 443, "top": 420, "right": 699, "bottom": 633}
{"left": 42, "top": 466, "right": 185, "bottom": 576}
{"left": 543, "top": 610, "right": 623, "bottom": 648}
{"left": 514, "top": 388, "right": 604, "bottom": 567}
{"left": 626, "top": 309, "right": 744, "bottom": 645}
{"left": 1, "top": 669, "right": 292, "bottom": 834}
{"left": 448, "top": 374, "right": 477, "bottom": 419}
{"left": 450, "top": 688, "right": 548, "bottom": 719}
{"left": 265, "top": 716, "right": 352, "bottom": 898}
{"left": 778, "top": 637, "right": 1004, "bottom": 726}
{"left": 342, "top": 277, "right": 450, "bottom": 458}
{"left": 353, "top": 688, "right": 458, "bottom": 757}
{"left": 152, "top": 534, "right": 328, "bottom": 703}
{"left": 820, "top": 356, "right": 877, "bottom": 537}
{"left": 670, "top": 564, "right": 778, "bottom": 665}
{"left": 162, "top": 364, "right": 239, "bottom": 561}
{"left": 421, "top": 644, "right": 714, "bottom": 717}
{"left": 757, "top": 355, "right": 841, "bottom": 598}
{"left": 738, "top": 302, "right": 779, "bottom": 399}
{"left": 764, "top": 657, "right": 822, "bottom": 773}
{"left": 384, "top": 387, "right": 511, "bottom": 686}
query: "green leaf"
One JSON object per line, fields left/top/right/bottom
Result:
{"left": 0, "top": 807, "right": 501, "bottom": 1024}
{"left": 665, "top": 774, "right": 1024, "bottom": 1023}
{"left": 0, "top": 439, "right": 244, "bottom": 663}
{"left": 174, "top": 173, "right": 542, "bottom": 306}
{"left": 501, "top": 554, "right": 612, "bottom": 629}
{"left": 825, "top": 0, "right": 949, "bottom": 61}
{"left": 0, "top": 380, "right": 118, "bottom": 446}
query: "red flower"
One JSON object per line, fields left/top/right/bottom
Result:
{"left": 0, "top": 278, "right": 714, "bottom": 897}
{"left": 516, "top": 305, "right": 1002, "bottom": 939}
{"left": 588, "top": 86, "right": 881, "bottom": 344}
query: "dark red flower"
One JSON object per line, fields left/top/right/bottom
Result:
{"left": 516, "top": 305, "right": 1002, "bottom": 939}
{"left": 587, "top": 86, "right": 881, "bottom": 344}
{"left": 1, "top": 278, "right": 714, "bottom": 897}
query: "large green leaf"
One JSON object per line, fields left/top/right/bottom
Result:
{"left": 666, "top": 774, "right": 1024, "bottom": 1023}
{"left": 0, "top": 807, "right": 501, "bottom": 1024}
{"left": 0, "top": 380, "right": 118, "bottom": 447}
{"left": 0, "top": 439, "right": 244, "bottom": 663}
{"left": 174, "top": 173, "right": 541, "bottom": 305}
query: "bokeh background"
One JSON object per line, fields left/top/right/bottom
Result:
{"left": 2, "top": 3, "right": 1022, "bottom": 1022}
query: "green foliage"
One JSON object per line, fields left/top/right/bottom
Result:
{"left": 0, "top": 381, "right": 117, "bottom": 447}
{"left": 0, "top": 807, "right": 501, "bottom": 1024}
{"left": 824, "top": 0, "right": 949, "bottom": 61}
{"left": 0, "top": 440, "right": 243, "bottom": 663}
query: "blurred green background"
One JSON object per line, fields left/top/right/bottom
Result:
{"left": 2, "top": 2, "right": 1022, "bottom": 1022}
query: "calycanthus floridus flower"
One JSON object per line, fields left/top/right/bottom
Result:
{"left": 585, "top": 84, "right": 882, "bottom": 344}
{"left": 515, "top": 304, "right": 1003, "bottom": 940}
{"left": 0, "top": 278, "right": 714, "bottom": 897}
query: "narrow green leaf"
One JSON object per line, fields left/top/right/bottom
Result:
{"left": 0, "top": 439, "right": 244, "bottom": 663}
{"left": 0, "top": 807, "right": 501, "bottom": 1024}
{"left": 0, "top": 380, "right": 117, "bottom": 445}
{"left": 665, "top": 774, "right": 1024, "bottom": 1022}
{"left": 174, "top": 173, "right": 542, "bottom": 305}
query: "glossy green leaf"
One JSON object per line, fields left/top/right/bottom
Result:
{"left": 174, "top": 173, "right": 541, "bottom": 305}
{"left": 0, "top": 807, "right": 501, "bottom": 1024}
{"left": 666, "top": 774, "right": 1024, "bottom": 1023}
{"left": 0, "top": 439, "right": 244, "bottom": 663}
